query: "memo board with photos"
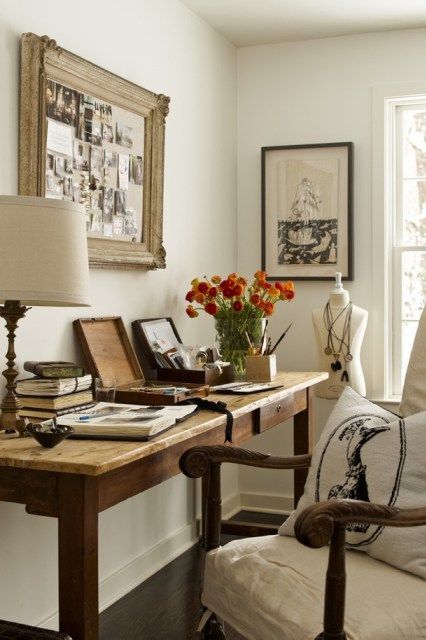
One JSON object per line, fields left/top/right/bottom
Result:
{"left": 19, "top": 33, "right": 170, "bottom": 270}
{"left": 45, "top": 80, "right": 144, "bottom": 242}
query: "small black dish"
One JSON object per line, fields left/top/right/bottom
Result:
{"left": 26, "top": 424, "right": 75, "bottom": 448}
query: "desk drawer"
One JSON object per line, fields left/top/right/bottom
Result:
{"left": 256, "top": 389, "right": 307, "bottom": 433}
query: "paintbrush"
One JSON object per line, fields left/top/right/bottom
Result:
{"left": 269, "top": 322, "right": 293, "bottom": 355}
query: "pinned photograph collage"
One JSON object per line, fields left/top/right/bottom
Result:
{"left": 45, "top": 80, "right": 144, "bottom": 240}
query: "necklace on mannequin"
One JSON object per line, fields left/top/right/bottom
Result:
{"left": 323, "top": 301, "right": 353, "bottom": 381}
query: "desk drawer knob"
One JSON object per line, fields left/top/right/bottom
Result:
{"left": 276, "top": 404, "right": 282, "bottom": 412}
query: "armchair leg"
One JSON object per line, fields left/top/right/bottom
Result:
{"left": 196, "top": 608, "right": 227, "bottom": 639}
{"left": 200, "top": 615, "right": 226, "bottom": 639}
{"left": 319, "top": 523, "right": 347, "bottom": 640}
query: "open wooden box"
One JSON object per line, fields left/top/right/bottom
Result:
{"left": 73, "top": 317, "right": 209, "bottom": 405}
{"left": 132, "top": 317, "right": 234, "bottom": 385}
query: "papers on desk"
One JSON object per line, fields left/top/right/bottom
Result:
{"left": 210, "top": 382, "right": 283, "bottom": 394}
{"left": 55, "top": 402, "right": 197, "bottom": 439}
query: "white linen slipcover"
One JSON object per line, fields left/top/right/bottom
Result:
{"left": 399, "top": 307, "right": 426, "bottom": 417}
{"left": 203, "top": 535, "right": 426, "bottom": 640}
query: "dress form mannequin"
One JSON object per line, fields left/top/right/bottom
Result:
{"left": 312, "top": 273, "right": 368, "bottom": 399}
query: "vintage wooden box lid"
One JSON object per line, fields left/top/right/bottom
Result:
{"left": 74, "top": 316, "right": 144, "bottom": 386}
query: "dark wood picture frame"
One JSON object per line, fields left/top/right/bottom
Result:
{"left": 261, "top": 142, "right": 353, "bottom": 281}
{"left": 132, "top": 317, "right": 181, "bottom": 379}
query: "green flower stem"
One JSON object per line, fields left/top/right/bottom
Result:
{"left": 215, "top": 315, "right": 265, "bottom": 377}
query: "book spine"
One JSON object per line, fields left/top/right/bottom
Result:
{"left": 37, "top": 366, "right": 85, "bottom": 378}
{"left": 24, "top": 362, "right": 85, "bottom": 378}
{"left": 21, "top": 403, "right": 96, "bottom": 418}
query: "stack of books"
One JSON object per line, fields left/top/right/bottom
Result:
{"left": 16, "top": 361, "right": 95, "bottom": 420}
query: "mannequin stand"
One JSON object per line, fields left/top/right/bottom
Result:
{"left": 312, "top": 274, "right": 367, "bottom": 399}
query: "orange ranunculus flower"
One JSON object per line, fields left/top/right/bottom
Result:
{"left": 198, "top": 281, "right": 209, "bottom": 294}
{"left": 205, "top": 301, "right": 219, "bottom": 315}
{"left": 264, "top": 302, "right": 274, "bottom": 316}
{"left": 223, "top": 286, "right": 234, "bottom": 299}
{"left": 282, "top": 281, "right": 295, "bottom": 300}
{"left": 259, "top": 280, "right": 271, "bottom": 290}
{"left": 186, "top": 305, "right": 198, "bottom": 318}
{"left": 233, "top": 299, "right": 244, "bottom": 312}
{"left": 186, "top": 273, "right": 292, "bottom": 320}
{"left": 268, "top": 287, "right": 280, "bottom": 298}
{"left": 282, "top": 289, "right": 295, "bottom": 300}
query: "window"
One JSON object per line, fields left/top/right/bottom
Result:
{"left": 372, "top": 85, "right": 426, "bottom": 400}
{"left": 393, "top": 105, "right": 426, "bottom": 394}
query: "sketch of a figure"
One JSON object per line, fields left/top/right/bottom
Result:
{"left": 290, "top": 177, "right": 321, "bottom": 221}
{"left": 277, "top": 159, "right": 338, "bottom": 266}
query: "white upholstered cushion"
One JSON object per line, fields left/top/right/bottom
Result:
{"left": 203, "top": 535, "right": 426, "bottom": 640}
{"left": 279, "top": 386, "right": 426, "bottom": 580}
{"left": 400, "top": 307, "right": 426, "bottom": 417}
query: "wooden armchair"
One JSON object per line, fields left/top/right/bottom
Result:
{"left": 180, "top": 311, "right": 426, "bottom": 639}
{"left": 180, "top": 445, "right": 426, "bottom": 639}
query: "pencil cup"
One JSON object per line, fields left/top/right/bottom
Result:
{"left": 245, "top": 354, "right": 277, "bottom": 382}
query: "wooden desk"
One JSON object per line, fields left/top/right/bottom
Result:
{"left": 0, "top": 371, "right": 326, "bottom": 640}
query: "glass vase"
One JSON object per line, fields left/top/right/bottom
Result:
{"left": 215, "top": 315, "right": 265, "bottom": 378}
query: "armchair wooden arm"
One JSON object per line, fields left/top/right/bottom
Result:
{"left": 294, "top": 500, "right": 426, "bottom": 640}
{"left": 180, "top": 445, "right": 311, "bottom": 552}
{"left": 179, "top": 444, "right": 311, "bottom": 476}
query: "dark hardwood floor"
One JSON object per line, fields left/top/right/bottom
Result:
{"left": 100, "top": 511, "right": 283, "bottom": 640}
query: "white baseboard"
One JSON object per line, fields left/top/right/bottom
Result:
{"left": 221, "top": 489, "right": 241, "bottom": 519}
{"left": 38, "top": 520, "right": 199, "bottom": 630}
{"left": 38, "top": 490, "right": 291, "bottom": 630}
{"left": 223, "top": 489, "right": 293, "bottom": 516}
{"left": 239, "top": 491, "right": 293, "bottom": 515}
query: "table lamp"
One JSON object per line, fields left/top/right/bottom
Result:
{"left": 0, "top": 196, "right": 90, "bottom": 436}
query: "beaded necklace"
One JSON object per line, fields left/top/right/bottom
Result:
{"left": 323, "top": 301, "right": 353, "bottom": 381}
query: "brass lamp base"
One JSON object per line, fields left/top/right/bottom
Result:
{"left": 0, "top": 300, "right": 29, "bottom": 437}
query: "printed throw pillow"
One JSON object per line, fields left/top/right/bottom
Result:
{"left": 279, "top": 386, "right": 426, "bottom": 580}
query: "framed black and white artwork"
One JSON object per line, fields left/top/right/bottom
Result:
{"left": 261, "top": 142, "right": 353, "bottom": 281}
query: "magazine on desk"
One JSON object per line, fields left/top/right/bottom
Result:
{"left": 210, "top": 381, "right": 283, "bottom": 394}
{"left": 55, "top": 402, "right": 198, "bottom": 440}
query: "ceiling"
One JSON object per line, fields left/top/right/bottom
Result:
{"left": 179, "top": 0, "right": 426, "bottom": 47}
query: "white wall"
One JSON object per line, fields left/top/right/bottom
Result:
{"left": 237, "top": 28, "right": 426, "bottom": 508}
{"left": 0, "top": 0, "right": 238, "bottom": 626}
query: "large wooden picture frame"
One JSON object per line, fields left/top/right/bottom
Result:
{"left": 19, "top": 33, "right": 170, "bottom": 270}
{"left": 262, "top": 142, "right": 353, "bottom": 281}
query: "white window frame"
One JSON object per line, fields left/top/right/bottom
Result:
{"left": 372, "top": 82, "right": 426, "bottom": 401}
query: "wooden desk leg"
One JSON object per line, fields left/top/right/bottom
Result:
{"left": 293, "top": 387, "right": 314, "bottom": 508}
{"left": 201, "top": 472, "right": 208, "bottom": 542}
{"left": 58, "top": 474, "right": 99, "bottom": 640}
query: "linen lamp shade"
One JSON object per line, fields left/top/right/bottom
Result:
{"left": 0, "top": 196, "right": 90, "bottom": 306}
